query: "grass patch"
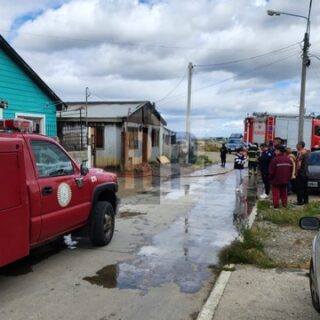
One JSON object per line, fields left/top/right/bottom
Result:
{"left": 257, "top": 200, "right": 270, "bottom": 211}
{"left": 219, "top": 228, "right": 275, "bottom": 268}
{"left": 189, "top": 155, "right": 213, "bottom": 166}
{"left": 258, "top": 201, "right": 320, "bottom": 226}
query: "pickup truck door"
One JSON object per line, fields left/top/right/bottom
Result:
{"left": 29, "top": 139, "right": 91, "bottom": 241}
{"left": 0, "top": 139, "right": 29, "bottom": 266}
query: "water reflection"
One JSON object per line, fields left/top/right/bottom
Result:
{"left": 84, "top": 172, "right": 256, "bottom": 294}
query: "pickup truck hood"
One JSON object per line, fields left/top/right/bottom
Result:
{"left": 88, "top": 168, "right": 118, "bottom": 184}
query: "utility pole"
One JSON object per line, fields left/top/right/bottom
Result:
{"left": 85, "top": 87, "right": 90, "bottom": 145}
{"left": 186, "top": 62, "right": 193, "bottom": 163}
{"left": 298, "top": 31, "right": 310, "bottom": 142}
{"left": 267, "top": 0, "right": 312, "bottom": 143}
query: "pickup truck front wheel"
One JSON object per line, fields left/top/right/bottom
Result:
{"left": 89, "top": 201, "right": 115, "bottom": 246}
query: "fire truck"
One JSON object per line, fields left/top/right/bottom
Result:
{"left": 0, "top": 119, "right": 119, "bottom": 267}
{"left": 244, "top": 113, "right": 320, "bottom": 150}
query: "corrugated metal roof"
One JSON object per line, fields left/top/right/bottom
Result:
{"left": 60, "top": 101, "right": 147, "bottom": 119}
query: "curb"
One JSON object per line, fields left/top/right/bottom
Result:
{"left": 197, "top": 203, "right": 258, "bottom": 320}
{"left": 197, "top": 267, "right": 233, "bottom": 320}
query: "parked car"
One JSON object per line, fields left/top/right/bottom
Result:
{"left": 226, "top": 139, "right": 244, "bottom": 153}
{"left": 307, "top": 151, "right": 320, "bottom": 190}
{"left": 299, "top": 217, "right": 320, "bottom": 312}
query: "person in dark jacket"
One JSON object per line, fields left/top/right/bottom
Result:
{"left": 234, "top": 148, "right": 246, "bottom": 192}
{"left": 248, "top": 144, "right": 259, "bottom": 177}
{"left": 258, "top": 143, "right": 272, "bottom": 199}
{"left": 220, "top": 143, "right": 228, "bottom": 167}
{"left": 269, "top": 145, "right": 293, "bottom": 208}
{"left": 295, "top": 141, "right": 309, "bottom": 205}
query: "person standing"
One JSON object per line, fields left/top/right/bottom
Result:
{"left": 234, "top": 148, "right": 246, "bottom": 192}
{"left": 258, "top": 143, "right": 272, "bottom": 199}
{"left": 286, "top": 148, "right": 296, "bottom": 194}
{"left": 248, "top": 143, "right": 259, "bottom": 177}
{"left": 220, "top": 143, "right": 228, "bottom": 167}
{"left": 269, "top": 145, "right": 292, "bottom": 208}
{"left": 295, "top": 141, "right": 309, "bottom": 205}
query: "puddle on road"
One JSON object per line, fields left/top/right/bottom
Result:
{"left": 83, "top": 264, "right": 120, "bottom": 288}
{"left": 84, "top": 172, "right": 258, "bottom": 294}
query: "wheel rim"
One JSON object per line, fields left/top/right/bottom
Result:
{"left": 311, "top": 267, "right": 319, "bottom": 305}
{"left": 103, "top": 212, "right": 113, "bottom": 237}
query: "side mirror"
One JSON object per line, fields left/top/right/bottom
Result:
{"left": 299, "top": 217, "right": 320, "bottom": 231}
{"left": 80, "top": 161, "right": 89, "bottom": 176}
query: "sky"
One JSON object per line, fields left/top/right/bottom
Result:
{"left": 0, "top": 0, "right": 319, "bottom": 137}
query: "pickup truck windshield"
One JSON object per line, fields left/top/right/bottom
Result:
{"left": 30, "top": 140, "right": 74, "bottom": 177}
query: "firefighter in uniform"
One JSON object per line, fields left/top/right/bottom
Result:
{"left": 248, "top": 143, "right": 259, "bottom": 177}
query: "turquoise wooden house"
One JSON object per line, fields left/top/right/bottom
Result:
{"left": 0, "top": 35, "right": 65, "bottom": 136}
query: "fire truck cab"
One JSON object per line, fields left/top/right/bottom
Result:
{"left": 0, "top": 119, "right": 119, "bottom": 267}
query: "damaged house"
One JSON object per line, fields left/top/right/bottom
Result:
{"left": 57, "top": 101, "right": 174, "bottom": 170}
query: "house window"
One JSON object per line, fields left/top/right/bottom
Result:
{"left": 152, "top": 129, "right": 159, "bottom": 147}
{"left": 128, "top": 127, "right": 139, "bottom": 149}
{"left": 95, "top": 127, "right": 104, "bottom": 148}
{"left": 16, "top": 113, "right": 45, "bottom": 134}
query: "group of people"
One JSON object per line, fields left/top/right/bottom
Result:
{"left": 221, "top": 137, "right": 309, "bottom": 209}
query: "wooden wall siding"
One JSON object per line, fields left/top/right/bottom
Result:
{"left": 0, "top": 49, "right": 57, "bottom": 136}
{"left": 127, "top": 104, "right": 161, "bottom": 126}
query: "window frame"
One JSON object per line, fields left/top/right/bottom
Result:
{"left": 152, "top": 129, "right": 159, "bottom": 147}
{"left": 95, "top": 126, "right": 105, "bottom": 149}
{"left": 128, "top": 127, "right": 139, "bottom": 150}
{"left": 16, "top": 112, "right": 46, "bottom": 135}
{"left": 30, "top": 140, "right": 75, "bottom": 178}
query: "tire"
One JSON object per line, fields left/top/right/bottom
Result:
{"left": 89, "top": 201, "right": 115, "bottom": 246}
{"left": 310, "top": 258, "right": 320, "bottom": 313}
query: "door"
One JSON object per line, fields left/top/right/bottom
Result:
{"left": 142, "top": 127, "right": 148, "bottom": 162}
{"left": 0, "top": 140, "right": 29, "bottom": 266}
{"left": 29, "top": 139, "right": 91, "bottom": 241}
{"left": 91, "top": 127, "right": 96, "bottom": 167}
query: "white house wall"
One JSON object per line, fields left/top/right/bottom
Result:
{"left": 96, "top": 124, "right": 122, "bottom": 167}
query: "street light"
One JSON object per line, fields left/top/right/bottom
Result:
{"left": 267, "top": 1, "right": 313, "bottom": 143}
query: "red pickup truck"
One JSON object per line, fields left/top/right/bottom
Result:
{"left": 0, "top": 119, "right": 119, "bottom": 267}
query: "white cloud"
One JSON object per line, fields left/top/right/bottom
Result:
{"left": 2, "top": 0, "right": 320, "bottom": 137}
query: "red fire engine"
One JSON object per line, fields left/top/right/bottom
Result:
{"left": 244, "top": 113, "right": 320, "bottom": 150}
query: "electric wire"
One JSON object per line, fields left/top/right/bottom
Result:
{"left": 157, "top": 51, "right": 299, "bottom": 107}
{"left": 194, "top": 42, "right": 301, "bottom": 68}
{"left": 156, "top": 44, "right": 300, "bottom": 105}
{"left": 155, "top": 72, "right": 187, "bottom": 103}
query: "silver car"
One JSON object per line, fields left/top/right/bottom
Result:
{"left": 300, "top": 217, "right": 320, "bottom": 312}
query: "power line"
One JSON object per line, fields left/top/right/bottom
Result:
{"left": 194, "top": 41, "right": 300, "bottom": 68}
{"left": 155, "top": 72, "right": 187, "bottom": 103}
{"left": 156, "top": 44, "right": 300, "bottom": 105}
{"left": 157, "top": 51, "right": 299, "bottom": 107}
{"left": 193, "top": 51, "right": 299, "bottom": 92}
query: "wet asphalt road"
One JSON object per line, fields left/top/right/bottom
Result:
{"left": 0, "top": 165, "right": 256, "bottom": 320}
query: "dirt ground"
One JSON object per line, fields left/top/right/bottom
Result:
{"left": 255, "top": 220, "right": 315, "bottom": 268}
{"left": 254, "top": 194, "right": 320, "bottom": 268}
